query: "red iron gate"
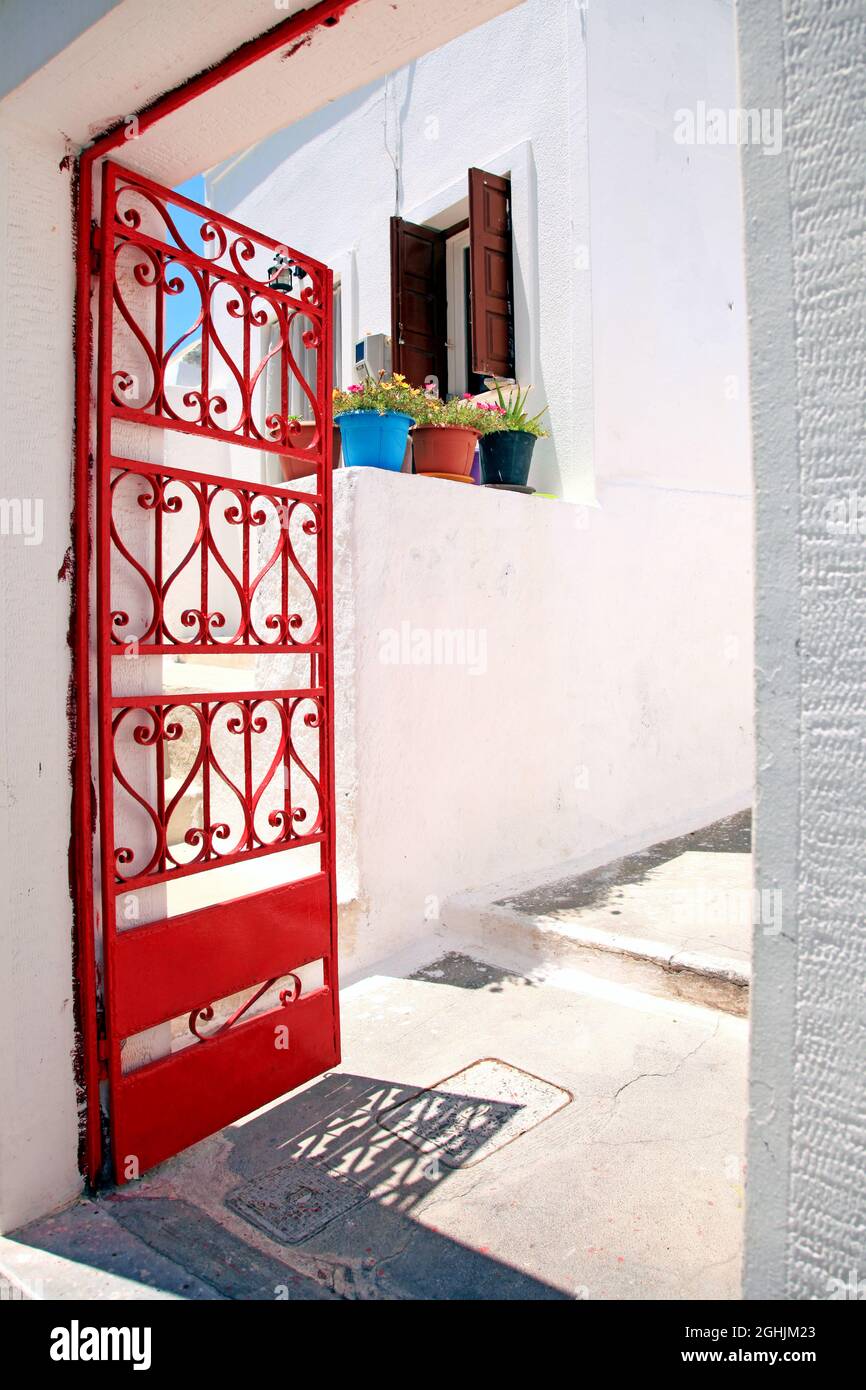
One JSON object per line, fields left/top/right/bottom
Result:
{"left": 89, "top": 162, "right": 339, "bottom": 1180}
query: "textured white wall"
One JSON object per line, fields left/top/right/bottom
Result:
{"left": 0, "top": 116, "right": 82, "bottom": 1233}
{"left": 739, "top": 0, "right": 866, "bottom": 1300}
{"left": 332, "top": 468, "right": 753, "bottom": 974}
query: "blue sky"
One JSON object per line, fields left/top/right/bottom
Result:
{"left": 164, "top": 175, "right": 206, "bottom": 356}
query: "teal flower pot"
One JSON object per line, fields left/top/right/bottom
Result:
{"left": 479, "top": 430, "right": 538, "bottom": 487}
{"left": 335, "top": 410, "right": 413, "bottom": 471}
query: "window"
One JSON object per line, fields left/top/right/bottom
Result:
{"left": 390, "top": 168, "right": 514, "bottom": 396}
{"left": 445, "top": 228, "right": 489, "bottom": 398}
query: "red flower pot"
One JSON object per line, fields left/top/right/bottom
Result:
{"left": 411, "top": 424, "right": 480, "bottom": 477}
{"left": 279, "top": 422, "right": 342, "bottom": 483}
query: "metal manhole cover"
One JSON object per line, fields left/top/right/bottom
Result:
{"left": 377, "top": 1058, "right": 571, "bottom": 1169}
{"left": 227, "top": 1158, "right": 368, "bottom": 1244}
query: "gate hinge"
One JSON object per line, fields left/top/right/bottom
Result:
{"left": 90, "top": 222, "right": 103, "bottom": 272}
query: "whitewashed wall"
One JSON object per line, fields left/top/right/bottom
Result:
{"left": 206, "top": 0, "right": 750, "bottom": 504}
{"left": 332, "top": 468, "right": 753, "bottom": 973}
{"left": 738, "top": 0, "right": 866, "bottom": 1301}
{"left": 206, "top": 0, "right": 755, "bottom": 968}
{"left": 588, "top": 0, "right": 752, "bottom": 496}
{"left": 0, "top": 114, "right": 82, "bottom": 1237}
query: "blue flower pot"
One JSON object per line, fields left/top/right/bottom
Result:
{"left": 335, "top": 410, "right": 414, "bottom": 471}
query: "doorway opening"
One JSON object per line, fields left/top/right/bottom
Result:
{"left": 50, "top": 0, "right": 755, "bottom": 1301}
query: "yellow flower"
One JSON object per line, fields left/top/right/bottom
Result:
{"left": 381, "top": 381, "right": 392, "bottom": 390}
{"left": 393, "top": 373, "right": 406, "bottom": 383}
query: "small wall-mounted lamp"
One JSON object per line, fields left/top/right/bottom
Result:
{"left": 266, "top": 251, "right": 307, "bottom": 295}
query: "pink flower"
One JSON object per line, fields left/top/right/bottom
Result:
{"left": 347, "top": 384, "right": 362, "bottom": 393}
{"left": 462, "top": 393, "right": 473, "bottom": 399}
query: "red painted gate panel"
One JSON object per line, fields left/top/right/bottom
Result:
{"left": 91, "top": 162, "right": 339, "bottom": 1180}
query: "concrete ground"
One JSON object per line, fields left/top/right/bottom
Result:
{"left": 1, "top": 817, "right": 750, "bottom": 1302}
{"left": 444, "top": 811, "right": 753, "bottom": 1014}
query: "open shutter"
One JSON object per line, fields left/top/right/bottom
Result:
{"left": 468, "top": 168, "right": 515, "bottom": 379}
{"left": 390, "top": 217, "right": 447, "bottom": 391}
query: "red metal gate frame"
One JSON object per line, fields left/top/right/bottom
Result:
{"left": 72, "top": 0, "right": 361, "bottom": 1183}
{"left": 95, "top": 160, "right": 338, "bottom": 1179}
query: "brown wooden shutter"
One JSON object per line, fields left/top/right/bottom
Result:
{"left": 468, "top": 167, "right": 515, "bottom": 379}
{"left": 390, "top": 217, "right": 447, "bottom": 392}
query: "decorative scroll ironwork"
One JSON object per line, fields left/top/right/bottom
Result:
{"left": 103, "top": 162, "right": 327, "bottom": 455}
{"left": 91, "top": 162, "right": 338, "bottom": 1181}
{"left": 188, "top": 973, "right": 302, "bottom": 1042}
{"left": 109, "top": 460, "right": 323, "bottom": 652}
{"left": 111, "top": 691, "right": 325, "bottom": 889}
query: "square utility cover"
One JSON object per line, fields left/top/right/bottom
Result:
{"left": 227, "top": 1158, "right": 368, "bottom": 1244}
{"left": 377, "top": 1058, "right": 570, "bottom": 1169}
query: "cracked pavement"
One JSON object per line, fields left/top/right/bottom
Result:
{"left": 5, "top": 944, "right": 746, "bottom": 1300}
